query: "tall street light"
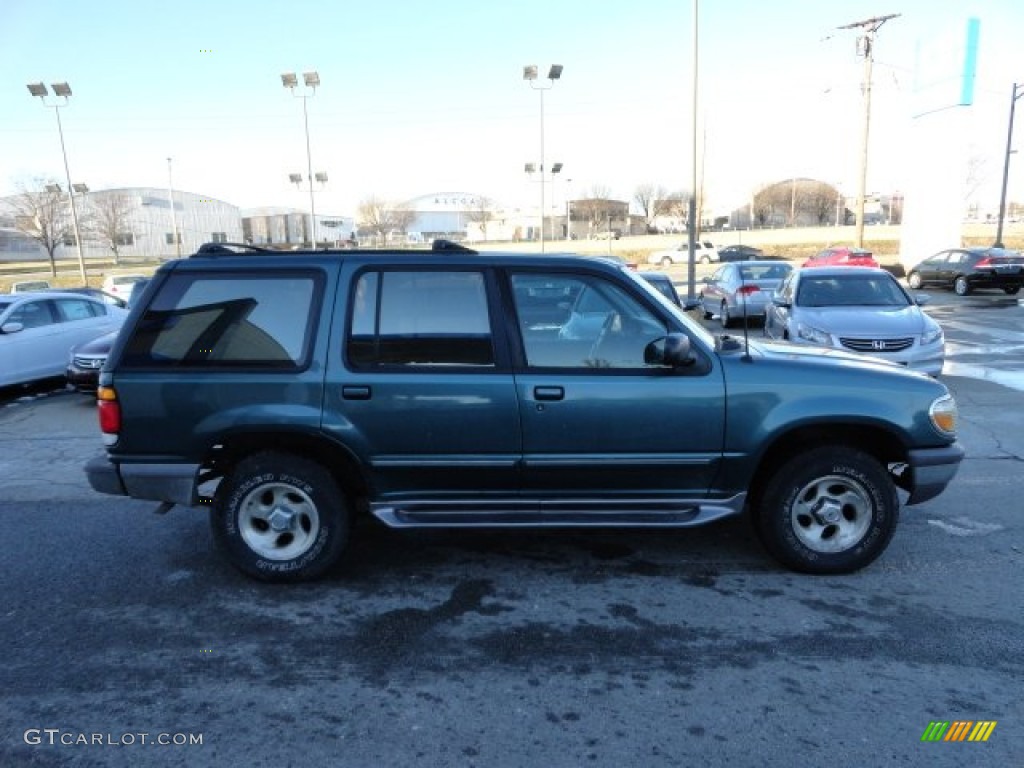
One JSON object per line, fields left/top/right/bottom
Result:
{"left": 523, "top": 64, "right": 563, "bottom": 253}
{"left": 167, "top": 157, "right": 182, "bottom": 258}
{"left": 524, "top": 160, "right": 563, "bottom": 242}
{"left": 994, "top": 82, "right": 1024, "bottom": 248}
{"left": 27, "top": 81, "right": 87, "bottom": 281}
{"left": 282, "top": 70, "right": 320, "bottom": 247}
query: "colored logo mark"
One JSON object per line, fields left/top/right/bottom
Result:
{"left": 921, "top": 721, "right": 997, "bottom": 742}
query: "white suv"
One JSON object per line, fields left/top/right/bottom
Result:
{"left": 647, "top": 240, "right": 718, "bottom": 267}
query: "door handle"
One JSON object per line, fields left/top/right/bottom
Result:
{"left": 534, "top": 386, "right": 564, "bottom": 401}
{"left": 342, "top": 385, "right": 372, "bottom": 400}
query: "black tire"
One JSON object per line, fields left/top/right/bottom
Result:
{"left": 661, "top": 256, "right": 673, "bottom": 268}
{"left": 755, "top": 446, "right": 899, "bottom": 574}
{"left": 700, "top": 255, "right": 711, "bottom": 264}
{"left": 211, "top": 452, "right": 349, "bottom": 582}
{"left": 953, "top": 276, "right": 971, "bottom": 296}
{"left": 720, "top": 301, "right": 733, "bottom": 328}
{"left": 1003, "top": 285, "right": 1020, "bottom": 295}
{"left": 906, "top": 271, "right": 922, "bottom": 290}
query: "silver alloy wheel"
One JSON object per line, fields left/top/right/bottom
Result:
{"left": 907, "top": 272, "right": 922, "bottom": 289}
{"left": 238, "top": 481, "right": 321, "bottom": 561}
{"left": 954, "top": 276, "right": 969, "bottom": 296}
{"left": 661, "top": 256, "right": 673, "bottom": 268}
{"left": 789, "top": 473, "right": 872, "bottom": 553}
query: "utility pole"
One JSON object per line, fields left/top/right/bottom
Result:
{"left": 838, "top": 13, "right": 900, "bottom": 248}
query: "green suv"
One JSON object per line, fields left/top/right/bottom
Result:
{"left": 85, "top": 241, "right": 964, "bottom": 582}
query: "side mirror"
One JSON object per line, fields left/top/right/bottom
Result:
{"left": 1, "top": 322, "right": 25, "bottom": 334}
{"left": 644, "top": 333, "right": 694, "bottom": 368}
{"left": 914, "top": 293, "right": 930, "bottom": 306}
{"left": 771, "top": 292, "right": 790, "bottom": 308}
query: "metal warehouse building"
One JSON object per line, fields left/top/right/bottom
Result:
{"left": 0, "top": 186, "right": 241, "bottom": 262}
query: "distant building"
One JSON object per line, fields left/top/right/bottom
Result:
{"left": 241, "top": 207, "right": 355, "bottom": 247}
{"left": 0, "top": 186, "right": 241, "bottom": 262}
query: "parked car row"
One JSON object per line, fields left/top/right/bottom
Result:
{"left": 0, "top": 292, "right": 129, "bottom": 388}
{"left": 2, "top": 274, "right": 151, "bottom": 391}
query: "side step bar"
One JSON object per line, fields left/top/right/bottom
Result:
{"left": 372, "top": 494, "right": 746, "bottom": 529}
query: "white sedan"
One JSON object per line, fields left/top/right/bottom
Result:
{"left": 763, "top": 267, "right": 945, "bottom": 376}
{"left": 0, "top": 291, "right": 129, "bottom": 387}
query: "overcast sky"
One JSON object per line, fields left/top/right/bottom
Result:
{"left": 1, "top": 0, "right": 1021, "bottom": 216}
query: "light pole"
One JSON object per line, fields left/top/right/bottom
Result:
{"left": 994, "top": 82, "right": 1024, "bottom": 248}
{"left": 167, "top": 157, "right": 181, "bottom": 258}
{"left": 282, "top": 71, "right": 320, "bottom": 247}
{"left": 523, "top": 64, "right": 563, "bottom": 253}
{"left": 524, "top": 160, "right": 563, "bottom": 243}
{"left": 27, "top": 81, "right": 86, "bottom": 282}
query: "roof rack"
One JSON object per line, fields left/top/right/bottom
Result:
{"left": 188, "top": 240, "right": 480, "bottom": 258}
{"left": 192, "top": 242, "right": 270, "bottom": 256}
{"left": 431, "top": 239, "right": 477, "bottom": 254}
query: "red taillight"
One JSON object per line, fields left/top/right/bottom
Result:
{"left": 737, "top": 285, "right": 760, "bottom": 295}
{"left": 975, "top": 257, "right": 992, "bottom": 267}
{"left": 97, "top": 386, "right": 121, "bottom": 434}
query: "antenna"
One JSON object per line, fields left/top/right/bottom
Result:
{"left": 738, "top": 263, "right": 752, "bottom": 362}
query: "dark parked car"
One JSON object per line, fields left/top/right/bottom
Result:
{"left": 717, "top": 245, "right": 764, "bottom": 262}
{"left": 906, "top": 247, "right": 1024, "bottom": 296}
{"left": 126, "top": 278, "right": 151, "bottom": 307}
{"left": 639, "top": 272, "right": 682, "bottom": 306}
{"left": 66, "top": 330, "right": 118, "bottom": 392}
{"left": 85, "top": 241, "right": 962, "bottom": 582}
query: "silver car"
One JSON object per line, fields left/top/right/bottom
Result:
{"left": 763, "top": 267, "right": 944, "bottom": 376}
{"left": 699, "top": 260, "right": 793, "bottom": 328}
{"left": 0, "top": 291, "right": 128, "bottom": 387}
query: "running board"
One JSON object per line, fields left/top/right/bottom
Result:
{"left": 372, "top": 494, "right": 746, "bottom": 529}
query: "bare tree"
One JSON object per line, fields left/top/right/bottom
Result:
{"left": 389, "top": 204, "right": 417, "bottom": 236}
{"left": 803, "top": 180, "right": 842, "bottom": 225}
{"left": 9, "top": 179, "right": 69, "bottom": 276}
{"left": 85, "top": 192, "right": 133, "bottom": 264}
{"left": 633, "top": 184, "right": 668, "bottom": 229}
{"left": 573, "top": 185, "right": 614, "bottom": 235}
{"left": 466, "top": 196, "right": 497, "bottom": 241}
{"left": 356, "top": 196, "right": 392, "bottom": 241}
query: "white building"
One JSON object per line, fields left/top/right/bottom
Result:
{"left": 0, "top": 186, "right": 241, "bottom": 262}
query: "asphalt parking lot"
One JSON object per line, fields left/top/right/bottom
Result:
{"left": 0, "top": 286, "right": 1021, "bottom": 767}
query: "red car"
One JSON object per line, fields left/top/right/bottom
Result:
{"left": 802, "top": 246, "right": 879, "bottom": 269}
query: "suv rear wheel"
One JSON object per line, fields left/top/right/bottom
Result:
{"left": 755, "top": 446, "right": 898, "bottom": 574}
{"left": 211, "top": 452, "right": 349, "bottom": 582}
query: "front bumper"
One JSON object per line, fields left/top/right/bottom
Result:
{"left": 905, "top": 443, "right": 965, "bottom": 505}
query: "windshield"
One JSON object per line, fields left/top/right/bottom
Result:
{"left": 796, "top": 274, "right": 911, "bottom": 307}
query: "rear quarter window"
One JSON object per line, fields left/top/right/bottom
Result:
{"left": 120, "top": 272, "right": 322, "bottom": 369}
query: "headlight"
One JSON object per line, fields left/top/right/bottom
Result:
{"left": 929, "top": 394, "right": 957, "bottom": 436}
{"left": 922, "top": 325, "right": 943, "bottom": 346}
{"left": 796, "top": 322, "right": 831, "bottom": 346}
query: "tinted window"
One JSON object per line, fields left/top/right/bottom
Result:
{"left": 9, "top": 300, "right": 54, "bottom": 329}
{"left": 348, "top": 270, "right": 494, "bottom": 367}
{"left": 122, "top": 272, "right": 319, "bottom": 368}
{"left": 54, "top": 298, "right": 104, "bottom": 322}
{"left": 512, "top": 274, "right": 667, "bottom": 369}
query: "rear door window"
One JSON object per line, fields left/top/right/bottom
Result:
{"left": 347, "top": 269, "right": 495, "bottom": 368}
{"left": 121, "top": 272, "right": 321, "bottom": 368}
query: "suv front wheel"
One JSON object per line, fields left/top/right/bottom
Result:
{"left": 755, "top": 446, "right": 898, "bottom": 574}
{"left": 211, "top": 452, "right": 349, "bottom": 582}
